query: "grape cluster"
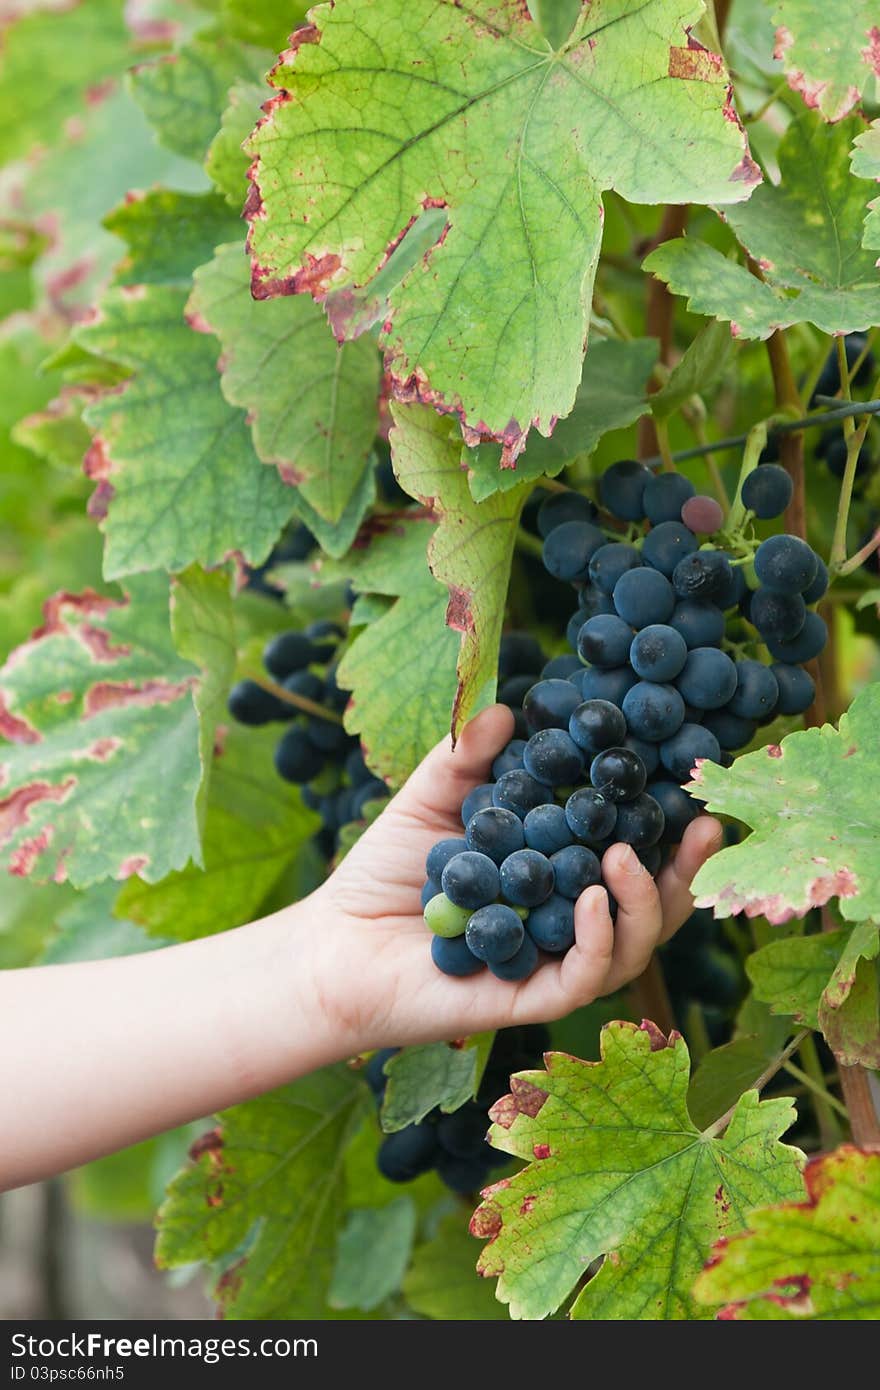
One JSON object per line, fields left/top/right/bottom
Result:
{"left": 227, "top": 625, "right": 389, "bottom": 857}
{"left": 366, "top": 1025, "right": 550, "bottom": 1194}
{"left": 422, "top": 459, "right": 828, "bottom": 983}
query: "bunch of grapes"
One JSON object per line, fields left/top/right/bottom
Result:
{"left": 421, "top": 458, "right": 827, "bottom": 984}
{"left": 227, "top": 624, "right": 389, "bottom": 857}
{"left": 365, "top": 1026, "right": 550, "bottom": 1195}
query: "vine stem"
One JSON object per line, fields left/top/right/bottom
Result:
{"left": 249, "top": 672, "right": 344, "bottom": 724}
{"left": 516, "top": 526, "right": 545, "bottom": 560}
{"left": 704, "top": 1030, "right": 809, "bottom": 1138}
{"left": 643, "top": 398, "right": 880, "bottom": 467}
{"left": 781, "top": 1061, "right": 848, "bottom": 1125}
{"left": 837, "top": 525, "right": 880, "bottom": 577}
{"left": 637, "top": 204, "right": 689, "bottom": 458}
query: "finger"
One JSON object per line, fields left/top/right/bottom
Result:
{"left": 503, "top": 886, "right": 615, "bottom": 1023}
{"left": 656, "top": 815, "right": 723, "bottom": 943}
{"left": 388, "top": 703, "right": 514, "bottom": 827}
{"left": 600, "top": 842, "right": 664, "bottom": 991}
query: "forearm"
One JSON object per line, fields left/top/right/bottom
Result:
{"left": 0, "top": 897, "right": 340, "bottom": 1192}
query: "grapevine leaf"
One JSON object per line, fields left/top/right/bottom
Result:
{"left": 0, "top": 0, "right": 132, "bottom": 165}
{"left": 206, "top": 80, "right": 266, "bottom": 205}
{"left": 42, "top": 881, "right": 166, "bottom": 964}
{"left": 333, "top": 515, "right": 460, "bottom": 786}
{"left": 0, "top": 574, "right": 211, "bottom": 887}
{"left": 687, "top": 1034, "right": 786, "bottom": 1132}
{"left": 286, "top": 463, "right": 377, "bottom": 560}
{"left": 75, "top": 285, "right": 296, "bottom": 578}
{"left": 851, "top": 119, "right": 880, "bottom": 252}
{"left": 189, "top": 243, "right": 380, "bottom": 522}
{"left": 645, "top": 114, "right": 880, "bottom": 338}
{"left": 12, "top": 391, "right": 92, "bottom": 473}
{"left": 115, "top": 721, "right": 318, "bottom": 942}
{"left": 104, "top": 190, "right": 241, "bottom": 287}
{"left": 168, "top": 565, "right": 236, "bottom": 834}
{"left": 403, "top": 1212, "right": 510, "bottom": 1320}
{"left": 472, "top": 1021, "right": 803, "bottom": 1321}
{"left": 818, "top": 921, "right": 880, "bottom": 1068}
{"left": 391, "top": 403, "right": 529, "bottom": 737}
{"left": 688, "top": 682, "right": 880, "bottom": 925}
{"left": 19, "top": 84, "right": 207, "bottom": 314}
{"left": 246, "top": 0, "right": 756, "bottom": 457}
{"left": 329, "top": 1198, "right": 417, "bottom": 1312}
{"left": 381, "top": 1034, "right": 494, "bottom": 1132}
{"left": 747, "top": 932, "right": 844, "bottom": 1028}
{"left": 650, "top": 320, "right": 733, "bottom": 420}
{"left": 130, "top": 31, "right": 269, "bottom": 165}
{"left": 695, "top": 1147, "right": 880, "bottom": 1319}
{"left": 467, "top": 337, "right": 658, "bottom": 501}
{"left": 218, "top": 0, "right": 310, "bottom": 50}
{"left": 156, "top": 1068, "right": 365, "bottom": 1318}
{"left": 771, "top": 1, "right": 880, "bottom": 123}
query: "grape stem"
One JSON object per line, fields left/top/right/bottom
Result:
{"left": 703, "top": 1030, "right": 808, "bottom": 1138}
{"left": 837, "top": 526, "right": 880, "bottom": 577}
{"left": 515, "top": 526, "right": 545, "bottom": 560}
{"left": 828, "top": 371, "right": 875, "bottom": 572}
{"left": 642, "top": 398, "right": 880, "bottom": 468}
{"left": 248, "top": 672, "right": 345, "bottom": 724}
{"left": 725, "top": 420, "right": 767, "bottom": 534}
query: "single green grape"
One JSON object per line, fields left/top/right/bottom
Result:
{"left": 424, "top": 893, "right": 472, "bottom": 939}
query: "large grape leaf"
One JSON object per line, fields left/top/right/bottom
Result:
{"left": 688, "top": 682, "right": 880, "bottom": 926}
{"left": 331, "top": 514, "right": 460, "bottom": 786}
{"left": 104, "top": 189, "right": 241, "bottom": 287}
{"left": 472, "top": 1021, "right": 803, "bottom": 1321}
{"left": 747, "top": 932, "right": 843, "bottom": 1029}
{"left": 115, "top": 721, "right": 318, "bottom": 941}
{"left": 156, "top": 1067, "right": 365, "bottom": 1318}
{"left": 381, "top": 1034, "right": 494, "bottom": 1132}
{"left": 0, "top": 572, "right": 227, "bottom": 886}
{"left": 246, "top": 0, "right": 756, "bottom": 459}
{"left": 404, "top": 1212, "right": 510, "bottom": 1320}
{"left": 130, "top": 30, "right": 269, "bottom": 164}
{"left": 75, "top": 285, "right": 296, "bottom": 578}
{"left": 695, "top": 1147, "right": 880, "bottom": 1319}
{"left": 391, "top": 403, "right": 528, "bottom": 737}
{"left": 852, "top": 120, "right": 880, "bottom": 252}
{"left": 189, "top": 243, "right": 380, "bottom": 523}
{"left": 646, "top": 113, "right": 880, "bottom": 338}
{"left": 466, "top": 337, "right": 658, "bottom": 502}
{"left": 772, "top": 2, "right": 880, "bottom": 123}
{"left": 0, "top": 0, "right": 132, "bottom": 165}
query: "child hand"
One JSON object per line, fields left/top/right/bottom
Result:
{"left": 305, "top": 704, "right": 722, "bottom": 1052}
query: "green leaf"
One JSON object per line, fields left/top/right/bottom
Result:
{"left": 20, "top": 84, "right": 207, "bottom": 314}
{"left": 115, "top": 720, "right": 318, "bottom": 941}
{"left": 689, "top": 682, "right": 880, "bottom": 925}
{"left": 206, "top": 79, "right": 265, "bottom": 204}
{"left": 286, "top": 463, "right": 377, "bottom": 560}
{"left": 0, "top": 574, "right": 208, "bottom": 887}
{"left": 466, "top": 337, "right": 658, "bottom": 501}
{"left": 76, "top": 285, "right": 295, "bottom": 578}
{"left": 650, "top": 319, "right": 733, "bottom": 421}
{"left": 404, "top": 1211, "right": 510, "bottom": 1320}
{"left": 334, "top": 515, "right": 460, "bottom": 786}
{"left": 130, "top": 30, "right": 269, "bottom": 164}
{"left": 329, "top": 1199, "right": 417, "bottom": 1311}
{"left": 687, "top": 1034, "right": 787, "bottom": 1133}
{"left": 851, "top": 119, "right": 880, "bottom": 252}
{"left": 391, "top": 403, "right": 528, "bottom": 737}
{"left": 771, "top": 1, "right": 880, "bottom": 122}
{"left": 189, "top": 243, "right": 380, "bottom": 522}
{"left": 818, "top": 920, "right": 880, "bottom": 1068}
{"left": 69, "top": 1126, "right": 198, "bottom": 1223}
{"left": 169, "top": 565, "right": 236, "bottom": 833}
{"left": 104, "top": 189, "right": 242, "bottom": 286}
{"left": 0, "top": 0, "right": 131, "bottom": 164}
{"left": 747, "top": 931, "right": 844, "bottom": 1029}
{"left": 218, "top": 0, "right": 310, "bottom": 49}
{"left": 42, "top": 881, "right": 167, "bottom": 963}
{"left": 0, "top": 220, "right": 48, "bottom": 318}
{"left": 472, "top": 1021, "right": 803, "bottom": 1321}
{"left": 645, "top": 113, "right": 880, "bottom": 338}
{"left": 156, "top": 1067, "right": 365, "bottom": 1318}
{"left": 381, "top": 1035, "right": 494, "bottom": 1132}
{"left": 12, "top": 392, "right": 92, "bottom": 473}
{"left": 246, "top": 0, "right": 755, "bottom": 456}
{"left": 695, "top": 1146, "right": 880, "bottom": 1319}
